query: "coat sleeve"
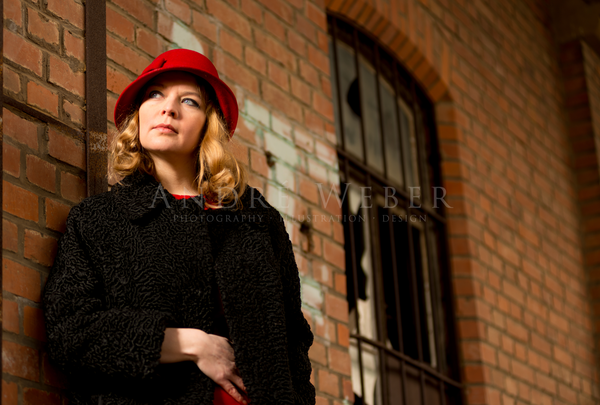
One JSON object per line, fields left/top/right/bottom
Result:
{"left": 270, "top": 212, "right": 316, "bottom": 405}
{"left": 42, "top": 204, "right": 174, "bottom": 383}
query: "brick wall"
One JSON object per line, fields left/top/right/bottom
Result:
{"left": 4, "top": 0, "right": 600, "bottom": 404}
{"left": 3, "top": 0, "right": 87, "bottom": 403}
{"left": 322, "top": 0, "right": 600, "bottom": 403}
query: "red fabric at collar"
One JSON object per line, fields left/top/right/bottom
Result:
{"left": 171, "top": 194, "right": 215, "bottom": 210}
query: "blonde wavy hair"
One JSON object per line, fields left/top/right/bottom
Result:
{"left": 109, "top": 76, "right": 248, "bottom": 210}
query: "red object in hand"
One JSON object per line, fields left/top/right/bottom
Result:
{"left": 214, "top": 386, "right": 249, "bottom": 405}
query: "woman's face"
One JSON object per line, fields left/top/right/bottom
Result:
{"left": 138, "top": 71, "right": 207, "bottom": 161}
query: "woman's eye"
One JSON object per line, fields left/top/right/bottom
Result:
{"left": 148, "top": 90, "right": 162, "bottom": 99}
{"left": 183, "top": 98, "right": 200, "bottom": 108}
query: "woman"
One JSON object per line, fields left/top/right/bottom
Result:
{"left": 42, "top": 49, "right": 315, "bottom": 405}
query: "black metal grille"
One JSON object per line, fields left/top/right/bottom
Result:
{"left": 327, "top": 13, "right": 463, "bottom": 405}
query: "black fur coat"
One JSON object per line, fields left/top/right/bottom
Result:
{"left": 42, "top": 171, "right": 315, "bottom": 405}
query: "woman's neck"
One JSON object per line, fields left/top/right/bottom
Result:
{"left": 150, "top": 154, "right": 199, "bottom": 196}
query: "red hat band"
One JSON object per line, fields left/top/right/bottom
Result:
{"left": 114, "top": 49, "right": 238, "bottom": 138}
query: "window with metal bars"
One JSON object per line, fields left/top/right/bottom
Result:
{"left": 327, "top": 14, "right": 463, "bottom": 405}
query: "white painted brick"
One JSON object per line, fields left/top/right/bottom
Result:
{"left": 275, "top": 161, "right": 296, "bottom": 192}
{"left": 294, "top": 128, "right": 315, "bottom": 153}
{"left": 246, "top": 98, "right": 270, "bottom": 128}
{"left": 315, "top": 139, "right": 337, "bottom": 168}
{"left": 308, "top": 157, "right": 328, "bottom": 183}
{"left": 267, "top": 183, "right": 295, "bottom": 217}
{"left": 170, "top": 23, "right": 204, "bottom": 54}
{"left": 302, "top": 282, "right": 323, "bottom": 310}
{"left": 264, "top": 131, "right": 300, "bottom": 166}
{"left": 272, "top": 114, "right": 292, "bottom": 140}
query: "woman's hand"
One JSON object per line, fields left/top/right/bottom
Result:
{"left": 160, "top": 328, "right": 247, "bottom": 404}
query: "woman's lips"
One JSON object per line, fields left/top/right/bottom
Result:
{"left": 153, "top": 124, "right": 177, "bottom": 133}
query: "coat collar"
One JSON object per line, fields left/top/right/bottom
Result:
{"left": 112, "top": 170, "right": 277, "bottom": 224}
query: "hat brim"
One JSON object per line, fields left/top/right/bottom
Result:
{"left": 114, "top": 66, "right": 238, "bottom": 138}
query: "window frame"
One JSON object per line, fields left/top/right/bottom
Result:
{"left": 328, "top": 13, "right": 463, "bottom": 405}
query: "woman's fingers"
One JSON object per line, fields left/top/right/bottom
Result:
{"left": 222, "top": 381, "right": 247, "bottom": 405}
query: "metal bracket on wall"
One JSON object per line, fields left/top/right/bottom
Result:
{"left": 85, "top": 0, "right": 108, "bottom": 196}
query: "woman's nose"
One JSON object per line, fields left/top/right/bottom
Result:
{"left": 161, "top": 98, "right": 178, "bottom": 118}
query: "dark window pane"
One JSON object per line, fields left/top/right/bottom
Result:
{"left": 424, "top": 378, "right": 442, "bottom": 405}
{"left": 379, "top": 77, "right": 404, "bottom": 186}
{"left": 358, "top": 55, "right": 384, "bottom": 173}
{"left": 346, "top": 180, "right": 378, "bottom": 340}
{"left": 405, "top": 364, "right": 422, "bottom": 405}
{"left": 399, "top": 100, "right": 421, "bottom": 195}
{"left": 328, "top": 36, "right": 343, "bottom": 146}
{"left": 384, "top": 355, "right": 403, "bottom": 404}
{"left": 336, "top": 41, "right": 364, "bottom": 160}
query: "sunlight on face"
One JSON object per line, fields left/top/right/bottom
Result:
{"left": 138, "top": 71, "right": 207, "bottom": 162}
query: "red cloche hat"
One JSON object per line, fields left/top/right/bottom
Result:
{"left": 113, "top": 49, "right": 238, "bottom": 137}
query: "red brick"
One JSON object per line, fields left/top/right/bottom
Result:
{"left": 329, "top": 346, "right": 351, "bottom": 375}
{"left": 3, "top": 142, "right": 21, "bottom": 177}
{"left": 191, "top": 11, "right": 218, "bottom": 43}
{"left": 2, "top": 299, "right": 19, "bottom": 333}
{"left": 206, "top": 0, "right": 251, "bottom": 38}
{"left": 245, "top": 47, "right": 266, "bottom": 74}
{"left": 26, "top": 155, "right": 56, "bottom": 192}
{"left": 166, "top": 0, "right": 191, "bottom": 24}
{"left": 137, "top": 27, "right": 164, "bottom": 57}
{"left": 240, "top": 0, "right": 262, "bottom": 24}
{"left": 318, "top": 369, "right": 339, "bottom": 396}
{"left": 63, "top": 99, "right": 85, "bottom": 126}
{"left": 61, "top": 172, "right": 86, "bottom": 203}
{"left": 308, "top": 341, "right": 327, "bottom": 365}
{"left": 255, "top": 30, "right": 295, "bottom": 70}
{"left": 4, "top": 0, "right": 22, "bottom": 27}
{"left": 300, "top": 60, "right": 319, "bottom": 86}
{"left": 325, "top": 293, "right": 348, "bottom": 322}
{"left": 307, "top": 43, "right": 329, "bottom": 74}
{"left": 64, "top": 30, "right": 85, "bottom": 61}
{"left": 27, "top": 8, "right": 59, "bottom": 46}
{"left": 262, "top": 81, "right": 302, "bottom": 122}
{"left": 23, "top": 387, "right": 60, "bottom": 405}
{"left": 337, "top": 323, "right": 349, "bottom": 347}
{"left": 107, "top": 34, "right": 152, "bottom": 75}
{"left": 112, "top": 0, "right": 154, "bottom": 27}
{"left": 214, "top": 50, "right": 259, "bottom": 95}
{"left": 47, "top": 0, "right": 84, "bottom": 29}
{"left": 46, "top": 198, "right": 72, "bottom": 233}
{"left": 2, "top": 258, "right": 41, "bottom": 302}
{"left": 256, "top": 0, "right": 292, "bottom": 24}
{"left": 313, "top": 91, "right": 333, "bottom": 121}
{"left": 48, "top": 128, "right": 86, "bottom": 170}
{"left": 107, "top": 6, "right": 135, "bottom": 42}
{"left": 27, "top": 81, "right": 59, "bottom": 116}
{"left": 323, "top": 238, "right": 344, "bottom": 268}
{"left": 4, "top": 109, "right": 39, "bottom": 150}
{"left": 250, "top": 149, "right": 269, "bottom": 177}
{"left": 306, "top": 2, "right": 327, "bottom": 30}
{"left": 2, "top": 379, "right": 18, "bottom": 405}
{"left": 296, "top": 13, "right": 316, "bottom": 43}
{"left": 4, "top": 67, "right": 21, "bottom": 94}
{"left": 107, "top": 65, "right": 133, "bottom": 95}
{"left": 220, "top": 30, "right": 243, "bottom": 60}
{"left": 3, "top": 181, "right": 39, "bottom": 222}
{"left": 24, "top": 229, "right": 58, "bottom": 267}
{"left": 264, "top": 12, "right": 285, "bottom": 39}
{"left": 268, "top": 61, "right": 289, "bottom": 90}
{"left": 4, "top": 31, "right": 43, "bottom": 76}
{"left": 3, "top": 219, "right": 18, "bottom": 253}
{"left": 24, "top": 305, "right": 46, "bottom": 341}
{"left": 334, "top": 272, "right": 346, "bottom": 295}
{"left": 288, "top": 30, "right": 307, "bottom": 57}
